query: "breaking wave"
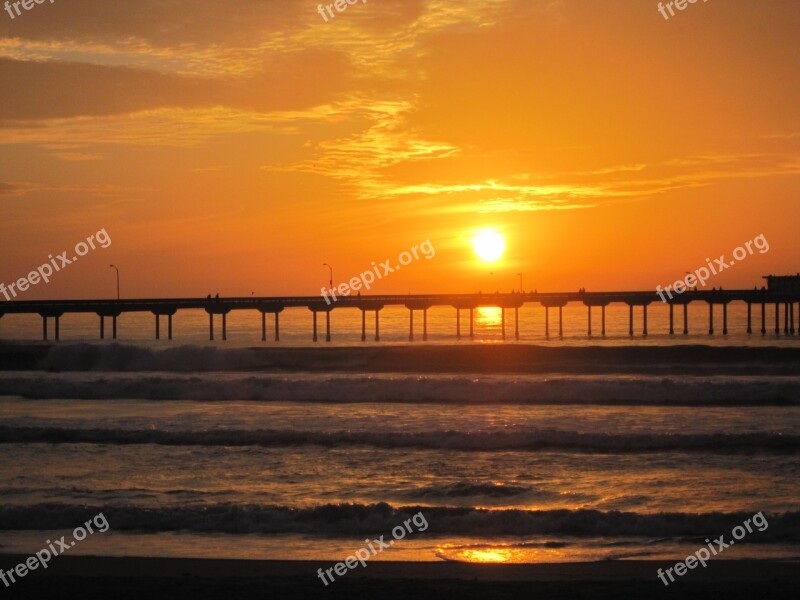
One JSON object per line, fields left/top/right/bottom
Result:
{"left": 1, "top": 426, "right": 798, "bottom": 453}
{"left": 1, "top": 502, "right": 798, "bottom": 540}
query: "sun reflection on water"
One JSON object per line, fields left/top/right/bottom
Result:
{"left": 436, "top": 544, "right": 536, "bottom": 563}
{"left": 476, "top": 306, "right": 503, "bottom": 327}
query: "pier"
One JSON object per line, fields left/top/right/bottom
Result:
{"left": 0, "top": 287, "right": 799, "bottom": 342}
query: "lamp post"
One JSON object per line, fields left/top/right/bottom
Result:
{"left": 323, "top": 263, "right": 333, "bottom": 292}
{"left": 109, "top": 264, "right": 120, "bottom": 300}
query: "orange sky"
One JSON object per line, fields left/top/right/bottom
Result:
{"left": 1, "top": 0, "right": 798, "bottom": 299}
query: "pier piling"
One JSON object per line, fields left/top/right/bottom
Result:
{"left": 601, "top": 305, "right": 606, "bottom": 337}
{"left": 326, "top": 311, "right": 331, "bottom": 342}
{"left": 643, "top": 305, "right": 648, "bottom": 336}
{"left": 669, "top": 304, "right": 674, "bottom": 335}
{"left": 469, "top": 308, "right": 474, "bottom": 339}
{"left": 723, "top": 303, "right": 728, "bottom": 335}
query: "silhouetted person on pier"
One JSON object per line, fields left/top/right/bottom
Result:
{"left": 215, "top": 293, "right": 219, "bottom": 300}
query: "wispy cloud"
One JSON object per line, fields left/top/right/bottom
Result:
{"left": 265, "top": 97, "right": 461, "bottom": 194}
{"left": 0, "top": 181, "right": 145, "bottom": 199}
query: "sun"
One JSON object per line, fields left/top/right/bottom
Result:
{"left": 472, "top": 229, "right": 506, "bottom": 262}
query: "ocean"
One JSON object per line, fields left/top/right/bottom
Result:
{"left": 1, "top": 304, "right": 799, "bottom": 568}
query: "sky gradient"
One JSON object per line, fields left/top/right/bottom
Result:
{"left": 1, "top": 0, "right": 798, "bottom": 299}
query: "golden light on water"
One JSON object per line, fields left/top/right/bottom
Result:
{"left": 437, "top": 545, "right": 532, "bottom": 563}
{"left": 459, "top": 548, "right": 514, "bottom": 563}
{"left": 476, "top": 306, "right": 503, "bottom": 327}
{"left": 436, "top": 544, "right": 578, "bottom": 564}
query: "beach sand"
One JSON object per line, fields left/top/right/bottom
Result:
{"left": 1, "top": 556, "right": 798, "bottom": 599}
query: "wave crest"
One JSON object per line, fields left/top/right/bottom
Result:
{"left": 1, "top": 426, "right": 798, "bottom": 453}
{"left": 1, "top": 503, "right": 798, "bottom": 539}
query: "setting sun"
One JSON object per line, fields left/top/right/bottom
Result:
{"left": 473, "top": 230, "right": 506, "bottom": 262}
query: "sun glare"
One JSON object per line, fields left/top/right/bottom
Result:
{"left": 476, "top": 306, "right": 503, "bottom": 326}
{"left": 472, "top": 229, "right": 505, "bottom": 262}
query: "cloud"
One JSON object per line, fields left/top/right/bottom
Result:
{"left": 0, "top": 58, "right": 214, "bottom": 120}
{"left": 47, "top": 150, "right": 104, "bottom": 161}
{"left": 0, "top": 0, "right": 305, "bottom": 47}
{"left": 264, "top": 96, "right": 462, "bottom": 196}
{"left": 1, "top": 0, "right": 798, "bottom": 224}
{"left": 0, "top": 48, "right": 352, "bottom": 121}
{"left": 271, "top": 140, "right": 800, "bottom": 216}
{"left": 0, "top": 182, "right": 21, "bottom": 196}
{"left": 0, "top": 181, "right": 143, "bottom": 199}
